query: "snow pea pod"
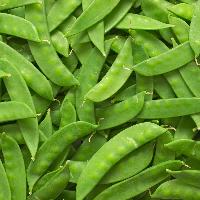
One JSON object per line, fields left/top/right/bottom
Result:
{"left": 116, "top": 13, "right": 173, "bottom": 30}
{"left": 96, "top": 92, "right": 145, "bottom": 130}
{"left": 76, "top": 122, "right": 167, "bottom": 200}
{"left": 133, "top": 42, "right": 194, "bottom": 76}
{"left": 67, "top": 0, "right": 120, "bottom": 35}
{"left": 86, "top": 37, "right": 133, "bottom": 102}
{"left": 138, "top": 98, "right": 200, "bottom": 119}
{"left": 94, "top": 160, "right": 183, "bottom": 200}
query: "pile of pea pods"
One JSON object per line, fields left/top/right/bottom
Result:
{"left": 1, "top": 0, "right": 200, "bottom": 199}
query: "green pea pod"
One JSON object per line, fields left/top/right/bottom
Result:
{"left": 1, "top": 134, "right": 26, "bottom": 200}
{"left": 189, "top": 0, "right": 200, "bottom": 57}
{"left": 116, "top": 13, "right": 173, "bottom": 30}
{"left": 165, "top": 139, "right": 200, "bottom": 160}
{"left": 51, "top": 31, "right": 69, "bottom": 57}
{"left": 29, "top": 164, "right": 69, "bottom": 200}
{"left": 0, "top": 13, "right": 40, "bottom": 41}
{"left": 0, "top": 41, "right": 53, "bottom": 100}
{"left": 133, "top": 42, "right": 194, "bottom": 76}
{"left": 94, "top": 160, "right": 183, "bottom": 200}
{"left": 152, "top": 179, "right": 200, "bottom": 199}
{"left": 138, "top": 98, "right": 200, "bottom": 119}
{"left": 67, "top": 0, "right": 120, "bottom": 35}
{"left": 0, "top": 160, "right": 11, "bottom": 200}
{"left": 47, "top": 0, "right": 81, "bottom": 31}
{"left": 96, "top": 92, "right": 145, "bottom": 130}
{"left": 25, "top": 1, "right": 78, "bottom": 87}
{"left": 27, "top": 121, "right": 97, "bottom": 192}
{"left": 76, "top": 122, "right": 167, "bottom": 200}
{"left": 86, "top": 37, "right": 133, "bottom": 102}
{"left": 167, "top": 169, "right": 200, "bottom": 188}
{"left": 0, "top": 0, "right": 40, "bottom": 11}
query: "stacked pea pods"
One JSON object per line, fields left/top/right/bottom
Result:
{"left": 0, "top": 0, "right": 200, "bottom": 199}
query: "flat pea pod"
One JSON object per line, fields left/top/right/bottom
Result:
{"left": 86, "top": 37, "right": 133, "bottom": 102}
{"left": 47, "top": 0, "right": 81, "bottom": 32}
{"left": 151, "top": 179, "right": 200, "bottom": 199}
{"left": 25, "top": 1, "right": 78, "bottom": 87}
{"left": 0, "top": 0, "right": 40, "bottom": 11}
{"left": 94, "top": 160, "right": 183, "bottom": 200}
{"left": 72, "top": 134, "right": 107, "bottom": 161}
{"left": 1, "top": 59, "right": 39, "bottom": 158}
{"left": 112, "top": 84, "right": 136, "bottom": 102}
{"left": 67, "top": 0, "right": 120, "bottom": 35}
{"left": 133, "top": 42, "right": 194, "bottom": 76}
{"left": 0, "top": 41, "right": 53, "bottom": 100}
{"left": 165, "top": 139, "right": 200, "bottom": 160}
{"left": 51, "top": 31, "right": 69, "bottom": 57}
{"left": 0, "top": 159, "right": 11, "bottom": 200}
{"left": 168, "top": 15, "right": 189, "bottom": 43}
{"left": 1, "top": 134, "right": 26, "bottom": 200}
{"left": 0, "top": 13, "right": 40, "bottom": 41}
{"left": 76, "top": 122, "right": 167, "bottom": 200}
{"left": 116, "top": 13, "right": 173, "bottom": 30}
{"left": 101, "top": 141, "right": 154, "bottom": 184}
{"left": 27, "top": 121, "right": 97, "bottom": 192}
{"left": 96, "top": 92, "right": 145, "bottom": 130}
{"left": 28, "top": 164, "right": 69, "bottom": 200}
{"left": 189, "top": 0, "right": 200, "bottom": 57}
{"left": 167, "top": 169, "right": 200, "bottom": 188}
{"left": 138, "top": 98, "right": 200, "bottom": 119}
{"left": 39, "top": 110, "right": 53, "bottom": 138}
{"left": 0, "top": 101, "right": 35, "bottom": 122}
{"left": 104, "top": 0, "right": 136, "bottom": 33}
{"left": 153, "top": 131, "right": 175, "bottom": 165}
{"left": 168, "top": 3, "right": 194, "bottom": 21}
{"left": 76, "top": 40, "right": 113, "bottom": 123}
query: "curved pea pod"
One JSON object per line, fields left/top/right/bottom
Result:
{"left": 153, "top": 131, "right": 175, "bottom": 165}
{"left": 47, "top": 0, "right": 81, "bottom": 31}
{"left": 1, "top": 134, "right": 26, "bottom": 200}
{"left": 25, "top": 1, "right": 79, "bottom": 87}
{"left": 138, "top": 98, "right": 200, "bottom": 119}
{"left": 76, "top": 40, "right": 113, "bottom": 123}
{"left": 67, "top": 0, "right": 120, "bottom": 35}
{"left": 0, "top": 13, "right": 40, "bottom": 41}
{"left": 96, "top": 92, "right": 145, "bottom": 130}
{"left": 168, "top": 15, "right": 189, "bottom": 43}
{"left": 72, "top": 134, "right": 107, "bottom": 161}
{"left": 101, "top": 141, "right": 154, "bottom": 184}
{"left": 27, "top": 121, "right": 97, "bottom": 192}
{"left": 112, "top": 84, "right": 136, "bottom": 102}
{"left": 0, "top": 160, "right": 11, "bottom": 200}
{"left": 116, "top": 13, "right": 173, "bottom": 30}
{"left": 0, "top": 101, "right": 35, "bottom": 122}
{"left": 76, "top": 122, "right": 167, "bottom": 200}
{"left": 104, "top": 0, "right": 136, "bottom": 32}
{"left": 86, "top": 37, "right": 133, "bottom": 102}
{"left": 151, "top": 179, "right": 200, "bottom": 199}
{"left": 165, "top": 139, "right": 200, "bottom": 160}
{"left": 168, "top": 3, "right": 194, "bottom": 20}
{"left": 189, "top": 1, "right": 200, "bottom": 57}
{"left": 180, "top": 62, "right": 200, "bottom": 98}
{"left": 0, "top": 41, "right": 53, "bottom": 100}
{"left": 0, "top": 0, "right": 40, "bottom": 11}
{"left": 167, "top": 169, "right": 200, "bottom": 188}
{"left": 133, "top": 42, "right": 194, "bottom": 76}
{"left": 94, "top": 160, "right": 183, "bottom": 200}
{"left": 28, "top": 164, "right": 69, "bottom": 200}
{"left": 51, "top": 31, "right": 69, "bottom": 57}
